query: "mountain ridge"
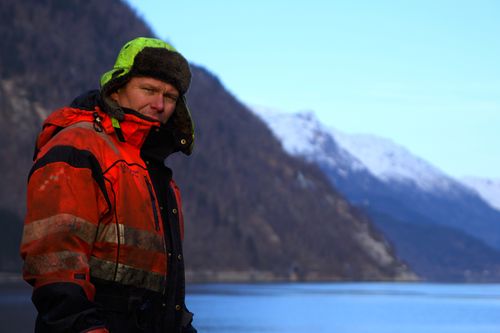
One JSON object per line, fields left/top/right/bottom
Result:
{"left": 461, "top": 177, "right": 500, "bottom": 211}
{"left": 251, "top": 106, "right": 500, "bottom": 281}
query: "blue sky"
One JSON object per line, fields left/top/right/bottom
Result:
{"left": 126, "top": 0, "right": 500, "bottom": 179}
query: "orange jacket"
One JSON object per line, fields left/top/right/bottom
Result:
{"left": 21, "top": 91, "right": 190, "bottom": 332}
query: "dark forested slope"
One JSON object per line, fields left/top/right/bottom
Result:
{"left": 0, "top": 0, "right": 413, "bottom": 281}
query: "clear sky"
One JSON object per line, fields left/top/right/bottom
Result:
{"left": 125, "top": 0, "right": 500, "bottom": 179}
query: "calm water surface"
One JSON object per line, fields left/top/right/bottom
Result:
{"left": 2, "top": 281, "right": 500, "bottom": 332}
{"left": 187, "top": 283, "right": 500, "bottom": 333}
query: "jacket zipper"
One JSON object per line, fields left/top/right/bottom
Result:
{"left": 144, "top": 175, "right": 169, "bottom": 296}
{"left": 144, "top": 176, "right": 160, "bottom": 231}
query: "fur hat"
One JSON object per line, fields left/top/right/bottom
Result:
{"left": 100, "top": 37, "right": 194, "bottom": 155}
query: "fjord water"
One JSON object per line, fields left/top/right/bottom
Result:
{"left": 187, "top": 283, "right": 500, "bottom": 333}
{"left": 2, "top": 282, "right": 500, "bottom": 332}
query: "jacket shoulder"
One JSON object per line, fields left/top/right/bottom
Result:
{"left": 36, "top": 121, "right": 121, "bottom": 168}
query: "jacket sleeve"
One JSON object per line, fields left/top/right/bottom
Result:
{"left": 20, "top": 144, "right": 110, "bottom": 332}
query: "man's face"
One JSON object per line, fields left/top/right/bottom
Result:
{"left": 111, "top": 77, "right": 179, "bottom": 124}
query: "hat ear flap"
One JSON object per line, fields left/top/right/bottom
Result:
{"left": 99, "top": 69, "right": 131, "bottom": 122}
{"left": 170, "top": 96, "right": 194, "bottom": 155}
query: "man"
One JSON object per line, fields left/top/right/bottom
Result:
{"left": 20, "top": 37, "right": 197, "bottom": 333}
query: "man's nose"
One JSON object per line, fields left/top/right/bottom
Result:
{"left": 151, "top": 94, "right": 164, "bottom": 112}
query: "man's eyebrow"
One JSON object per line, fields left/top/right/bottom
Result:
{"left": 137, "top": 82, "right": 179, "bottom": 97}
{"left": 139, "top": 83, "right": 158, "bottom": 89}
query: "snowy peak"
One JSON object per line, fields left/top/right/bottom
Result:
{"left": 250, "top": 105, "right": 464, "bottom": 194}
{"left": 461, "top": 177, "right": 500, "bottom": 211}
{"left": 251, "top": 105, "right": 500, "bottom": 282}
{"left": 330, "top": 129, "right": 457, "bottom": 192}
{"left": 252, "top": 105, "right": 329, "bottom": 156}
{"left": 251, "top": 105, "right": 366, "bottom": 173}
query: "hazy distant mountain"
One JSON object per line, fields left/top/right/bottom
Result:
{"left": 0, "top": 0, "right": 413, "bottom": 282}
{"left": 331, "top": 128, "right": 463, "bottom": 194}
{"left": 461, "top": 177, "right": 500, "bottom": 211}
{"left": 252, "top": 106, "right": 465, "bottom": 194}
{"left": 251, "top": 106, "right": 500, "bottom": 281}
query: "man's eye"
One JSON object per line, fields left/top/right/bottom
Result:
{"left": 164, "top": 94, "right": 178, "bottom": 103}
{"left": 142, "top": 87, "right": 155, "bottom": 94}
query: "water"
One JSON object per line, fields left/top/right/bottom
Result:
{"left": 2, "top": 282, "right": 500, "bottom": 332}
{"left": 187, "top": 283, "right": 500, "bottom": 333}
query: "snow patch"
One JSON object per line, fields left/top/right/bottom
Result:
{"left": 461, "top": 177, "right": 500, "bottom": 211}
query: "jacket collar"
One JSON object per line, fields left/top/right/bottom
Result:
{"left": 37, "top": 96, "right": 181, "bottom": 162}
{"left": 70, "top": 89, "right": 194, "bottom": 156}
{"left": 39, "top": 105, "right": 157, "bottom": 149}
{"left": 37, "top": 89, "right": 191, "bottom": 162}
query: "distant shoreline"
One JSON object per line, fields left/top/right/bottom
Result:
{"left": 0, "top": 272, "right": 23, "bottom": 283}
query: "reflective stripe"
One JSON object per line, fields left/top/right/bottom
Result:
{"left": 22, "top": 214, "right": 97, "bottom": 245}
{"left": 89, "top": 257, "right": 116, "bottom": 281}
{"left": 118, "top": 223, "right": 125, "bottom": 246}
{"left": 24, "top": 251, "right": 88, "bottom": 275}
{"left": 89, "top": 257, "right": 165, "bottom": 292}
{"left": 96, "top": 223, "right": 164, "bottom": 252}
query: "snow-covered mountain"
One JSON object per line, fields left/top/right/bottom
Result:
{"left": 250, "top": 105, "right": 500, "bottom": 281}
{"left": 255, "top": 105, "right": 500, "bottom": 212}
{"left": 461, "top": 177, "right": 500, "bottom": 211}
{"left": 252, "top": 106, "right": 367, "bottom": 174}
{"left": 252, "top": 105, "right": 466, "bottom": 195}
{"left": 331, "top": 130, "right": 460, "bottom": 193}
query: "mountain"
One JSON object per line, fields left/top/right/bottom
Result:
{"left": 251, "top": 106, "right": 500, "bottom": 281}
{"left": 331, "top": 128, "right": 459, "bottom": 193}
{"left": 461, "top": 177, "right": 500, "bottom": 211}
{"left": 0, "top": 0, "right": 413, "bottom": 282}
